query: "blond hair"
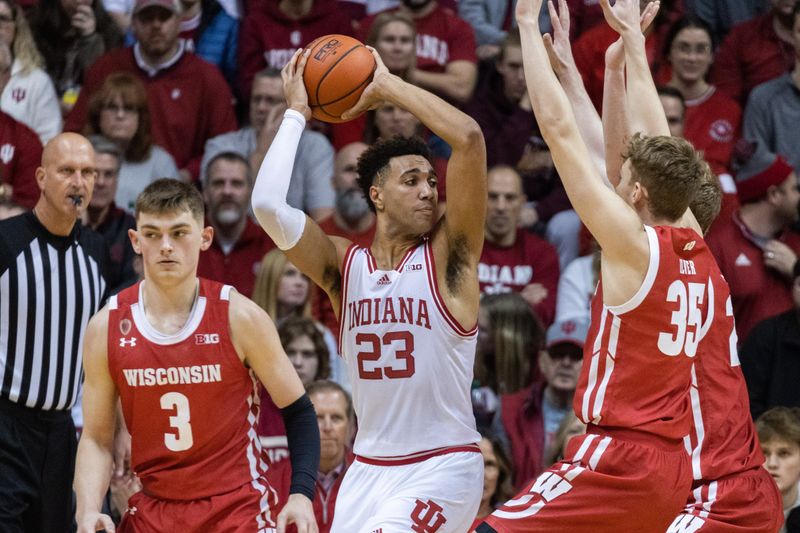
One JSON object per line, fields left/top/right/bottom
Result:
{"left": 251, "top": 249, "right": 311, "bottom": 321}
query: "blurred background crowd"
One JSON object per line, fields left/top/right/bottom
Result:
{"left": 0, "top": 0, "right": 799, "bottom": 529}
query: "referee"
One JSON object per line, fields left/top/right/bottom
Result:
{"left": 0, "top": 133, "right": 111, "bottom": 532}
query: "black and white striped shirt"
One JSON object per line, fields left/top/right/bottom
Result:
{"left": 0, "top": 212, "right": 110, "bottom": 411}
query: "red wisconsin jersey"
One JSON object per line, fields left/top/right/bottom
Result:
{"left": 107, "top": 279, "right": 272, "bottom": 508}
{"left": 576, "top": 225, "right": 728, "bottom": 442}
{"left": 684, "top": 87, "right": 741, "bottom": 176}
{"left": 685, "top": 296, "right": 764, "bottom": 483}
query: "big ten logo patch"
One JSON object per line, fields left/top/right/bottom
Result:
{"left": 195, "top": 333, "right": 220, "bottom": 345}
{"left": 410, "top": 499, "right": 446, "bottom": 533}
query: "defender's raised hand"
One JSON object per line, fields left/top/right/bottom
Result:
{"left": 599, "top": 0, "right": 657, "bottom": 36}
{"left": 516, "top": 0, "right": 544, "bottom": 26}
{"left": 543, "top": 0, "right": 575, "bottom": 75}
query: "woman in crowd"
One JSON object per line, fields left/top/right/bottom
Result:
{"left": 84, "top": 72, "right": 178, "bottom": 212}
{"left": 367, "top": 10, "right": 416, "bottom": 79}
{"left": 278, "top": 316, "right": 330, "bottom": 389}
{"left": 475, "top": 292, "right": 543, "bottom": 396}
{"left": 471, "top": 433, "right": 515, "bottom": 530}
{"left": 665, "top": 15, "right": 741, "bottom": 183}
{"left": 757, "top": 407, "right": 800, "bottom": 533}
{"left": 31, "top": 0, "right": 122, "bottom": 115}
{"left": 251, "top": 249, "right": 344, "bottom": 385}
{"left": 0, "top": 0, "right": 61, "bottom": 144}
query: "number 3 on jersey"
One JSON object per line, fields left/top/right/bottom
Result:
{"left": 658, "top": 278, "right": 715, "bottom": 357}
{"left": 161, "top": 391, "right": 194, "bottom": 451}
{"left": 356, "top": 331, "right": 416, "bottom": 380}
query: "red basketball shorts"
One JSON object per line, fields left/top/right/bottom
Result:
{"left": 118, "top": 478, "right": 278, "bottom": 533}
{"left": 667, "top": 467, "right": 783, "bottom": 532}
{"left": 478, "top": 427, "right": 693, "bottom": 533}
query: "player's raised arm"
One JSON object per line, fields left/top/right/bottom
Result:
{"left": 599, "top": 0, "right": 670, "bottom": 137}
{"left": 341, "top": 50, "right": 487, "bottom": 259}
{"left": 228, "top": 291, "right": 319, "bottom": 533}
{"left": 251, "top": 49, "right": 350, "bottom": 311}
{"left": 74, "top": 308, "right": 118, "bottom": 533}
{"left": 543, "top": 0, "right": 607, "bottom": 183}
{"left": 515, "top": 0, "right": 646, "bottom": 263}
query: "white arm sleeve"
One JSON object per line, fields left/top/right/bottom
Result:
{"left": 251, "top": 109, "right": 308, "bottom": 250}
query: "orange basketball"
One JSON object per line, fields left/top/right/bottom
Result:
{"left": 302, "top": 34, "right": 376, "bottom": 123}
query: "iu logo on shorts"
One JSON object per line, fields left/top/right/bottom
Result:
{"left": 410, "top": 499, "right": 446, "bottom": 533}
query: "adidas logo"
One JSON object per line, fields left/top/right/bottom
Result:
{"left": 734, "top": 253, "right": 752, "bottom": 267}
{"left": 377, "top": 274, "right": 391, "bottom": 285}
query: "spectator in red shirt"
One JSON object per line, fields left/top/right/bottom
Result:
{"left": 706, "top": 140, "right": 800, "bottom": 341}
{"left": 712, "top": 0, "right": 797, "bottom": 106}
{"left": 237, "top": 0, "right": 353, "bottom": 99}
{"left": 479, "top": 165, "right": 560, "bottom": 327}
{"left": 0, "top": 108, "right": 42, "bottom": 209}
{"left": 197, "top": 150, "right": 275, "bottom": 297}
{"left": 572, "top": 0, "right": 683, "bottom": 109}
{"left": 312, "top": 141, "right": 374, "bottom": 338}
{"left": 360, "top": 0, "right": 478, "bottom": 103}
{"left": 665, "top": 15, "right": 741, "bottom": 177}
{"left": 64, "top": 0, "right": 238, "bottom": 180}
{"left": 465, "top": 29, "right": 538, "bottom": 168}
{"left": 268, "top": 380, "right": 354, "bottom": 533}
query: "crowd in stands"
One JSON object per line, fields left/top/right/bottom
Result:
{"left": 1, "top": 0, "right": 799, "bottom": 529}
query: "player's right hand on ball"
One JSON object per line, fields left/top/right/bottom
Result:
{"left": 340, "top": 47, "right": 390, "bottom": 121}
{"left": 276, "top": 493, "right": 319, "bottom": 533}
{"left": 282, "top": 48, "right": 312, "bottom": 122}
{"left": 77, "top": 512, "right": 115, "bottom": 533}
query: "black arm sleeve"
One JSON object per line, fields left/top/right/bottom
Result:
{"left": 280, "top": 393, "right": 320, "bottom": 501}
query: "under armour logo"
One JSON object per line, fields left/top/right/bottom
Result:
{"left": 120, "top": 337, "right": 137, "bottom": 347}
{"left": 171, "top": 88, "right": 181, "bottom": 100}
{"left": 126, "top": 506, "right": 138, "bottom": 515}
{"left": 410, "top": 499, "right": 446, "bottom": 533}
{"left": 377, "top": 273, "right": 391, "bottom": 285}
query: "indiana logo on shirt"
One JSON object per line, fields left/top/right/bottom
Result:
{"left": 11, "top": 88, "right": 25, "bottom": 103}
{"left": 0, "top": 143, "right": 14, "bottom": 164}
{"left": 410, "top": 499, "right": 446, "bottom": 533}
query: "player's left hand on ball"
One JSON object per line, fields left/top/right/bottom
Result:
{"left": 340, "top": 47, "right": 390, "bottom": 121}
{"left": 276, "top": 493, "right": 319, "bottom": 533}
{"left": 282, "top": 48, "right": 312, "bottom": 121}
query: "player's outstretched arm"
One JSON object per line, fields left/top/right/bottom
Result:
{"left": 516, "top": 0, "right": 647, "bottom": 264}
{"left": 543, "top": 0, "right": 608, "bottom": 183}
{"left": 74, "top": 307, "right": 118, "bottom": 533}
{"left": 229, "top": 292, "right": 319, "bottom": 533}
{"left": 599, "top": 0, "right": 670, "bottom": 137}
{"left": 251, "top": 48, "right": 351, "bottom": 312}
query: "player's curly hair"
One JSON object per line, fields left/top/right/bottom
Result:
{"left": 356, "top": 135, "right": 432, "bottom": 213}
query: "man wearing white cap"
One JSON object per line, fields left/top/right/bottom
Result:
{"left": 495, "top": 317, "right": 587, "bottom": 488}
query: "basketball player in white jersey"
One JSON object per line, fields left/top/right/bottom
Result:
{"left": 251, "top": 48, "right": 486, "bottom": 533}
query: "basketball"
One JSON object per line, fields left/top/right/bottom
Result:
{"left": 302, "top": 34, "right": 376, "bottom": 123}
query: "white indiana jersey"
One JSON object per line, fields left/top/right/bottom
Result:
{"left": 338, "top": 239, "right": 481, "bottom": 458}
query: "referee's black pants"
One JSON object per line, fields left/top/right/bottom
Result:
{"left": 0, "top": 396, "right": 77, "bottom": 533}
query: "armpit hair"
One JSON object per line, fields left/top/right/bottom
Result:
{"left": 323, "top": 263, "right": 341, "bottom": 299}
{"left": 446, "top": 234, "right": 469, "bottom": 294}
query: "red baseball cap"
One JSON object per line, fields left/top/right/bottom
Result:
{"left": 133, "top": 0, "right": 178, "bottom": 15}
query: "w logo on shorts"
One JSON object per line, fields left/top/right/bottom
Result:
{"left": 410, "top": 499, "right": 446, "bottom": 532}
